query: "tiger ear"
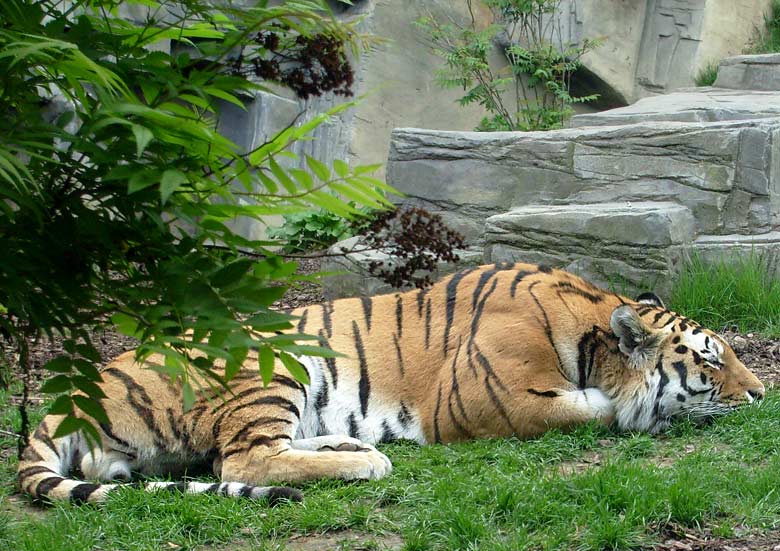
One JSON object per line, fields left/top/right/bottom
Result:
{"left": 635, "top": 292, "right": 665, "bottom": 309}
{"left": 610, "top": 305, "right": 663, "bottom": 369}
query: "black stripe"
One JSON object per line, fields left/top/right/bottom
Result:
{"left": 379, "top": 420, "right": 395, "bottom": 444}
{"left": 99, "top": 422, "right": 133, "bottom": 450}
{"left": 21, "top": 445, "right": 44, "bottom": 462}
{"left": 468, "top": 278, "right": 498, "bottom": 344}
{"left": 444, "top": 269, "right": 474, "bottom": 356}
{"left": 555, "top": 282, "right": 604, "bottom": 303}
{"left": 70, "top": 483, "right": 101, "bottom": 503}
{"left": 449, "top": 337, "right": 471, "bottom": 424}
{"left": 576, "top": 327, "right": 601, "bottom": 389}
{"left": 223, "top": 434, "right": 292, "bottom": 459}
{"left": 485, "top": 377, "right": 518, "bottom": 433}
{"left": 18, "top": 465, "right": 59, "bottom": 479}
{"left": 35, "top": 476, "right": 65, "bottom": 497}
{"left": 353, "top": 320, "right": 371, "bottom": 418}
{"left": 416, "top": 288, "right": 428, "bottom": 317}
{"left": 33, "top": 424, "right": 60, "bottom": 459}
{"left": 318, "top": 329, "right": 338, "bottom": 389}
{"left": 213, "top": 396, "right": 299, "bottom": 439}
{"left": 447, "top": 393, "right": 472, "bottom": 438}
{"left": 104, "top": 368, "right": 167, "bottom": 449}
{"left": 297, "top": 309, "right": 308, "bottom": 333}
{"left": 397, "top": 402, "right": 412, "bottom": 429}
{"left": 360, "top": 297, "right": 373, "bottom": 332}
{"left": 671, "top": 361, "right": 711, "bottom": 395}
{"left": 348, "top": 413, "right": 359, "bottom": 438}
{"left": 163, "top": 482, "right": 187, "bottom": 493}
{"left": 273, "top": 373, "right": 307, "bottom": 400}
{"left": 474, "top": 344, "right": 508, "bottom": 393}
{"left": 528, "top": 389, "right": 559, "bottom": 398}
{"left": 510, "top": 270, "right": 534, "bottom": 298}
{"left": 471, "top": 267, "right": 499, "bottom": 309}
{"left": 392, "top": 333, "right": 406, "bottom": 376}
{"left": 205, "top": 483, "right": 221, "bottom": 494}
{"left": 538, "top": 264, "right": 552, "bottom": 273}
{"left": 314, "top": 377, "right": 329, "bottom": 412}
{"left": 433, "top": 382, "right": 443, "bottom": 443}
{"left": 395, "top": 295, "right": 403, "bottom": 338}
{"left": 652, "top": 310, "right": 667, "bottom": 324}
{"left": 424, "top": 298, "right": 432, "bottom": 350}
{"left": 653, "top": 354, "right": 669, "bottom": 418}
{"left": 166, "top": 408, "right": 190, "bottom": 452}
{"left": 528, "top": 282, "right": 567, "bottom": 381}
{"left": 322, "top": 303, "right": 333, "bottom": 338}
{"left": 239, "top": 485, "right": 254, "bottom": 498}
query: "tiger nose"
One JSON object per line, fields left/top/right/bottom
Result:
{"left": 748, "top": 387, "right": 765, "bottom": 402}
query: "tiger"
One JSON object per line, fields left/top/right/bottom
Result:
{"left": 18, "top": 262, "right": 765, "bottom": 504}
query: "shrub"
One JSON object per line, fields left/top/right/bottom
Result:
{"left": 695, "top": 62, "right": 719, "bottom": 87}
{"left": 746, "top": 0, "right": 780, "bottom": 54}
{"left": 417, "top": 0, "right": 600, "bottom": 131}
{"left": 0, "top": 0, "right": 391, "bottom": 448}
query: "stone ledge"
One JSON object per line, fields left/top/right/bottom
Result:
{"left": 570, "top": 89, "right": 780, "bottom": 127}
{"left": 714, "top": 54, "right": 780, "bottom": 91}
{"left": 483, "top": 202, "right": 697, "bottom": 297}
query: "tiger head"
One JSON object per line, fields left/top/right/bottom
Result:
{"left": 608, "top": 293, "right": 764, "bottom": 433}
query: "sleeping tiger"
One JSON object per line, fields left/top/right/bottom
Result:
{"left": 18, "top": 262, "right": 765, "bottom": 504}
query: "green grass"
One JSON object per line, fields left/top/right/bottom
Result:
{"left": 694, "top": 61, "right": 719, "bottom": 87}
{"left": 3, "top": 392, "right": 780, "bottom": 550}
{"left": 747, "top": 0, "right": 780, "bottom": 54}
{"left": 669, "top": 252, "right": 780, "bottom": 336}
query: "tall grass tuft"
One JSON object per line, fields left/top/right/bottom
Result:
{"left": 747, "top": 0, "right": 780, "bottom": 54}
{"left": 694, "top": 62, "right": 719, "bottom": 86}
{"left": 669, "top": 252, "right": 780, "bottom": 336}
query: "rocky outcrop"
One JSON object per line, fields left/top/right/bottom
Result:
{"left": 542, "top": 0, "right": 773, "bottom": 104}
{"left": 388, "top": 117, "right": 780, "bottom": 240}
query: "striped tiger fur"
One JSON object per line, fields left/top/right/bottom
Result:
{"left": 18, "top": 262, "right": 765, "bottom": 504}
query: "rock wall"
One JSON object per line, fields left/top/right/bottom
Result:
{"left": 544, "top": 0, "right": 772, "bottom": 104}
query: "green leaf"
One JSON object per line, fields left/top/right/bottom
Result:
{"left": 160, "top": 169, "right": 188, "bottom": 204}
{"left": 73, "top": 359, "right": 102, "bottom": 381}
{"left": 48, "top": 395, "right": 73, "bottom": 416}
{"left": 76, "top": 343, "right": 101, "bottom": 363}
{"left": 279, "top": 351, "right": 310, "bottom": 385}
{"left": 306, "top": 155, "right": 331, "bottom": 182}
{"left": 112, "top": 313, "right": 142, "bottom": 338}
{"left": 40, "top": 375, "right": 72, "bottom": 394}
{"left": 258, "top": 345, "right": 275, "bottom": 386}
{"left": 333, "top": 159, "right": 350, "bottom": 178}
{"left": 43, "top": 356, "right": 72, "bottom": 374}
{"left": 182, "top": 381, "right": 196, "bottom": 412}
{"left": 73, "top": 395, "right": 110, "bottom": 425}
{"left": 131, "top": 124, "right": 154, "bottom": 158}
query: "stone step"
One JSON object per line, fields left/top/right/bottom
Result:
{"left": 715, "top": 54, "right": 780, "bottom": 92}
{"left": 569, "top": 88, "right": 780, "bottom": 127}
{"left": 483, "top": 202, "right": 697, "bottom": 296}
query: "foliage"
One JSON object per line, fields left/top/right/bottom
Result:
{"left": 417, "top": 0, "right": 600, "bottom": 131}
{"left": 746, "top": 0, "right": 780, "bottom": 54}
{"left": 694, "top": 61, "right": 719, "bottom": 87}
{"left": 268, "top": 203, "right": 380, "bottom": 253}
{"left": 669, "top": 253, "right": 780, "bottom": 336}
{"left": 0, "top": 0, "right": 395, "bottom": 447}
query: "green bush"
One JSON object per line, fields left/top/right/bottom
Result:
{"left": 0, "top": 0, "right": 390, "bottom": 445}
{"left": 417, "top": 0, "right": 600, "bottom": 131}
{"left": 269, "top": 205, "right": 379, "bottom": 253}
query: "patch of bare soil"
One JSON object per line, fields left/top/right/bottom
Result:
{"left": 654, "top": 527, "right": 780, "bottom": 551}
{"left": 721, "top": 330, "right": 780, "bottom": 388}
{"left": 284, "top": 531, "right": 403, "bottom": 551}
